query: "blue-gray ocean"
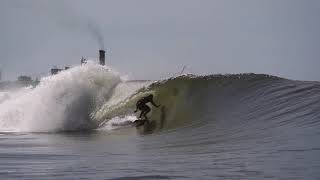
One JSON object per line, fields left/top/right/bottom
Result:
{"left": 0, "top": 64, "right": 320, "bottom": 179}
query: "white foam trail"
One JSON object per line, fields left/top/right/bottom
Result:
{"left": 0, "top": 62, "right": 121, "bottom": 132}
{"left": 98, "top": 115, "right": 137, "bottom": 131}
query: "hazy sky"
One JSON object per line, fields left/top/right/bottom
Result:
{"left": 0, "top": 0, "right": 319, "bottom": 81}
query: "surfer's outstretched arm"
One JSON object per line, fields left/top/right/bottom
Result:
{"left": 150, "top": 100, "right": 160, "bottom": 108}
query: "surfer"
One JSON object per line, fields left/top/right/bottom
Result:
{"left": 134, "top": 94, "right": 160, "bottom": 121}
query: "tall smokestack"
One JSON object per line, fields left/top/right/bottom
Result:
{"left": 99, "top": 50, "right": 105, "bottom": 65}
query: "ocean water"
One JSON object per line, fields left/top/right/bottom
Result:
{"left": 0, "top": 63, "right": 320, "bottom": 180}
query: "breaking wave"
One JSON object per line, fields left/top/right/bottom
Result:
{"left": 95, "top": 73, "right": 320, "bottom": 134}
{"left": 0, "top": 63, "right": 320, "bottom": 135}
{"left": 0, "top": 62, "right": 121, "bottom": 132}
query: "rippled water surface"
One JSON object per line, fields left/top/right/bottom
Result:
{"left": 1, "top": 123, "right": 320, "bottom": 180}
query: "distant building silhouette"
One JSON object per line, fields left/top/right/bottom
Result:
{"left": 51, "top": 67, "right": 62, "bottom": 75}
{"left": 17, "top": 75, "right": 33, "bottom": 85}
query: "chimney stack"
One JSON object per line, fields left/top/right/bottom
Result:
{"left": 99, "top": 50, "right": 105, "bottom": 65}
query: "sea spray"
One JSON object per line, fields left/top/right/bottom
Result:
{"left": 0, "top": 62, "right": 120, "bottom": 132}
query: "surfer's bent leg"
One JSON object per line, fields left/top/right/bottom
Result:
{"left": 137, "top": 103, "right": 144, "bottom": 118}
{"left": 139, "top": 111, "right": 144, "bottom": 118}
{"left": 142, "top": 106, "right": 151, "bottom": 120}
{"left": 138, "top": 105, "right": 150, "bottom": 120}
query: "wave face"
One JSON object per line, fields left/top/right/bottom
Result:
{"left": 94, "top": 73, "right": 320, "bottom": 134}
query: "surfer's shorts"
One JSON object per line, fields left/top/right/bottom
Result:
{"left": 137, "top": 104, "right": 150, "bottom": 112}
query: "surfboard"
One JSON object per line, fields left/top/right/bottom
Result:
{"left": 133, "top": 119, "right": 148, "bottom": 127}
{"left": 135, "top": 120, "right": 157, "bottom": 135}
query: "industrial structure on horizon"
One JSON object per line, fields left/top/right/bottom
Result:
{"left": 99, "top": 49, "right": 105, "bottom": 66}
{"left": 0, "top": 49, "right": 106, "bottom": 88}
{"left": 50, "top": 49, "right": 106, "bottom": 75}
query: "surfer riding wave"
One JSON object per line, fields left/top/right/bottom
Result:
{"left": 134, "top": 94, "right": 160, "bottom": 121}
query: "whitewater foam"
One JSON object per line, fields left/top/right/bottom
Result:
{"left": 0, "top": 62, "right": 121, "bottom": 132}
